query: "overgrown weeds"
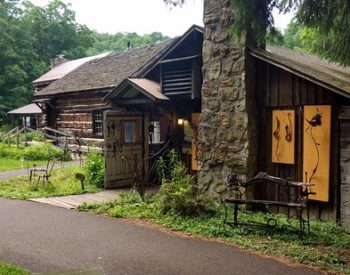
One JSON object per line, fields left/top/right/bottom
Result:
{"left": 0, "top": 262, "right": 28, "bottom": 275}
{"left": 155, "top": 149, "right": 213, "bottom": 215}
{"left": 0, "top": 142, "right": 70, "bottom": 161}
{"left": 83, "top": 152, "right": 104, "bottom": 188}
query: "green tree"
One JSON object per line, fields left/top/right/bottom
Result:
{"left": 0, "top": 0, "right": 46, "bottom": 125}
{"left": 266, "top": 27, "right": 284, "bottom": 46}
{"left": 22, "top": 0, "right": 94, "bottom": 60}
{"left": 0, "top": 0, "right": 94, "bottom": 126}
{"left": 283, "top": 22, "right": 303, "bottom": 49}
{"left": 165, "top": 0, "right": 350, "bottom": 65}
{"left": 86, "top": 31, "right": 170, "bottom": 56}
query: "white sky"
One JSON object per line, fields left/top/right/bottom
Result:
{"left": 29, "top": 0, "right": 294, "bottom": 37}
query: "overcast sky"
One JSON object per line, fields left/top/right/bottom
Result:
{"left": 29, "top": 0, "right": 293, "bottom": 37}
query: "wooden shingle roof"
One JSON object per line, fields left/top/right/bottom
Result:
{"left": 251, "top": 45, "right": 350, "bottom": 99}
{"left": 35, "top": 39, "right": 175, "bottom": 97}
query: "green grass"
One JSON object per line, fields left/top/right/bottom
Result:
{"left": 79, "top": 193, "right": 350, "bottom": 274}
{"left": 0, "top": 158, "right": 47, "bottom": 171}
{"left": 0, "top": 166, "right": 101, "bottom": 199}
{"left": 0, "top": 262, "right": 28, "bottom": 275}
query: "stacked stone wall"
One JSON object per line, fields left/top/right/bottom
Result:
{"left": 197, "top": 0, "right": 257, "bottom": 195}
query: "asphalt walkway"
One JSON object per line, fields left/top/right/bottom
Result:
{"left": 0, "top": 198, "right": 321, "bottom": 275}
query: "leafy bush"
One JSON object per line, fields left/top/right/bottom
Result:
{"left": 0, "top": 143, "right": 22, "bottom": 159}
{"left": 23, "top": 142, "right": 70, "bottom": 161}
{"left": 0, "top": 142, "right": 70, "bottom": 161}
{"left": 20, "top": 132, "right": 45, "bottom": 142}
{"left": 156, "top": 149, "right": 212, "bottom": 215}
{"left": 84, "top": 152, "right": 105, "bottom": 188}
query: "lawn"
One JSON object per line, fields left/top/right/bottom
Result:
{"left": 79, "top": 193, "right": 350, "bottom": 275}
{"left": 0, "top": 158, "right": 47, "bottom": 171}
{"left": 0, "top": 166, "right": 101, "bottom": 199}
{"left": 0, "top": 262, "right": 28, "bottom": 275}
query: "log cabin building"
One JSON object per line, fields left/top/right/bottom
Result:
{"left": 102, "top": 25, "right": 203, "bottom": 188}
{"left": 33, "top": 25, "right": 204, "bottom": 187}
{"left": 31, "top": 6, "right": 350, "bottom": 227}
{"left": 33, "top": 38, "right": 176, "bottom": 141}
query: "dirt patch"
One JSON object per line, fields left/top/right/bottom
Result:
{"left": 338, "top": 248, "right": 350, "bottom": 266}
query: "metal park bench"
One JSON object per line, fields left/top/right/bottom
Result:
{"left": 221, "top": 172, "right": 315, "bottom": 239}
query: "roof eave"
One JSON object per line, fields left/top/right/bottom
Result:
{"left": 250, "top": 48, "right": 350, "bottom": 100}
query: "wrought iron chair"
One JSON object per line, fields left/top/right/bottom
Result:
{"left": 29, "top": 159, "right": 56, "bottom": 184}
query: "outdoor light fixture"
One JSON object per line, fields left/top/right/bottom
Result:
{"left": 177, "top": 118, "right": 184, "bottom": 125}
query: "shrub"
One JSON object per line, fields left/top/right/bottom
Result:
{"left": 0, "top": 143, "right": 22, "bottom": 159}
{"left": 23, "top": 142, "right": 69, "bottom": 161}
{"left": 156, "top": 149, "right": 213, "bottom": 215}
{"left": 84, "top": 152, "right": 105, "bottom": 188}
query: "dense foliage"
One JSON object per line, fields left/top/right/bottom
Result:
{"left": 155, "top": 150, "right": 213, "bottom": 215}
{"left": 87, "top": 31, "right": 169, "bottom": 56}
{"left": 0, "top": 0, "right": 169, "bottom": 127}
{"left": 83, "top": 152, "right": 105, "bottom": 188}
{"left": 165, "top": 0, "right": 350, "bottom": 65}
{"left": 0, "top": 142, "right": 70, "bottom": 161}
{"left": 0, "top": 0, "right": 94, "bottom": 125}
{"left": 231, "top": 0, "right": 350, "bottom": 65}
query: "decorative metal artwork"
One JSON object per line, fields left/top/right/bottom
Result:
{"left": 272, "top": 110, "right": 295, "bottom": 164}
{"left": 303, "top": 105, "right": 331, "bottom": 202}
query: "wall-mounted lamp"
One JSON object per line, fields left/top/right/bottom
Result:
{"left": 177, "top": 118, "right": 184, "bottom": 125}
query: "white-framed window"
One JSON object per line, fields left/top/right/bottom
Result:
{"left": 93, "top": 110, "right": 103, "bottom": 135}
{"left": 150, "top": 121, "right": 161, "bottom": 144}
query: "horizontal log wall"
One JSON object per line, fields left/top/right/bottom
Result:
{"left": 55, "top": 93, "right": 106, "bottom": 138}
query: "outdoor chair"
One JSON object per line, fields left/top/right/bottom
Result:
{"left": 29, "top": 158, "right": 56, "bottom": 184}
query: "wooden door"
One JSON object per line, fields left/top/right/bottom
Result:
{"left": 104, "top": 111, "right": 148, "bottom": 189}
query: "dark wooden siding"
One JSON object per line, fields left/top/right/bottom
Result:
{"left": 255, "top": 59, "right": 350, "bottom": 221}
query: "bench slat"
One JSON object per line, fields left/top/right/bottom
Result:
{"left": 224, "top": 199, "right": 306, "bottom": 208}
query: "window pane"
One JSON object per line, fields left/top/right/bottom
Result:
{"left": 150, "top": 121, "right": 160, "bottom": 144}
{"left": 93, "top": 110, "right": 103, "bottom": 135}
{"left": 124, "top": 122, "right": 135, "bottom": 143}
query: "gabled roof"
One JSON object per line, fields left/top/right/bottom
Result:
{"left": 33, "top": 52, "right": 109, "bottom": 85}
{"left": 34, "top": 39, "right": 176, "bottom": 97}
{"left": 8, "top": 103, "right": 42, "bottom": 115}
{"left": 116, "top": 78, "right": 169, "bottom": 102}
{"left": 251, "top": 45, "right": 350, "bottom": 99}
{"left": 104, "top": 24, "right": 204, "bottom": 102}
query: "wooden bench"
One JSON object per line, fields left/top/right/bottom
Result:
{"left": 221, "top": 172, "right": 314, "bottom": 238}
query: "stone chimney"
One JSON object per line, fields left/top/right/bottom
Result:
{"left": 197, "top": 0, "right": 258, "bottom": 195}
{"left": 50, "top": 54, "right": 67, "bottom": 68}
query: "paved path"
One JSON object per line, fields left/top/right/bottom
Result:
{"left": 0, "top": 198, "right": 321, "bottom": 275}
{"left": 29, "top": 190, "right": 120, "bottom": 209}
{"left": 28, "top": 187, "right": 159, "bottom": 209}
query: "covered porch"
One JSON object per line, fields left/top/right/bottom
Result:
{"left": 102, "top": 77, "right": 201, "bottom": 189}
